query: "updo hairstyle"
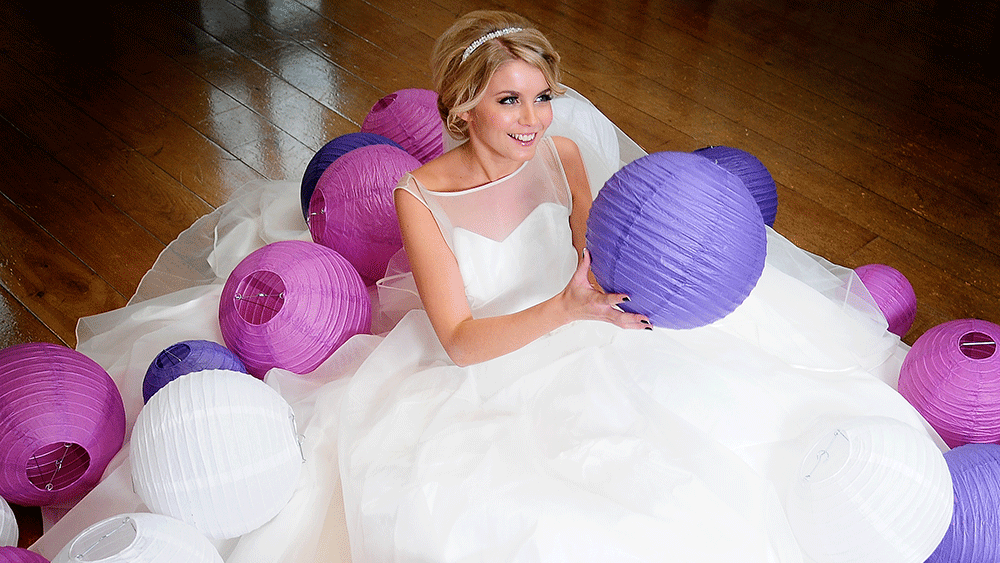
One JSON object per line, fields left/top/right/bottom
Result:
{"left": 431, "top": 11, "right": 566, "bottom": 140}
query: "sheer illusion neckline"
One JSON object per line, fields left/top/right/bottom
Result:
{"left": 415, "top": 160, "right": 530, "bottom": 197}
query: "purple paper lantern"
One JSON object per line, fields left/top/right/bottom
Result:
{"left": 927, "top": 443, "right": 1000, "bottom": 562}
{"left": 693, "top": 145, "right": 778, "bottom": 227}
{"left": 219, "top": 240, "right": 371, "bottom": 378}
{"left": 142, "top": 339, "right": 248, "bottom": 403}
{"left": 855, "top": 263, "right": 917, "bottom": 337}
{"left": 587, "top": 151, "right": 767, "bottom": 329}
{"left": 360, "top": 88, "right": 443, "bottom": 164}
{"left": 898, "top": 319, "right": 1000, "bottom": 448}
{"left": 308, "top": 144, "right": 420, "bottom": 285}
{"left": 0, "top": 343, "right": 126, "bottom": 506}
{"left": 300, "top": 132, "right": 403, "bottom": 220}
{"left": 0, "top": 547, "right": 49, "bottom": 563}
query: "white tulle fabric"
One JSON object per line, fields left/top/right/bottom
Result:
{"left": 29, "top": 88, "right": 943, "bottom": 563}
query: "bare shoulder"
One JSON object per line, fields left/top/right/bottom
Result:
{"left": 549, "top": 135, "right": 582, "bottom": 161}
{"left": 409, "top": 148, "right": 467, "bottom": 193}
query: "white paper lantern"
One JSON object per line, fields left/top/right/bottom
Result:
{"left": 52, "top": 513, "right": 221, "bottom": 563}
{"left": 0, "top": 495, "right": 16, "bottom": 547}
{"left": 786, "top": 416, "right": 953, "bottom": 563}
{"left": 130, "top": 370, "right": 303, "bottom": 539}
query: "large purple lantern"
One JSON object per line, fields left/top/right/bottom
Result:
{"left": 360, "top": 88, "right": 443, "bottom": 164}
{"left": 300, "top": 132, "right": 403, "bottom": 220}
{"left": 308, "top": 144, "right": 420, "bottom": 285}
{"left": 587, "top": 151, "right": 767, "bottom": 329}
{"left": 0, "top": 343, "right": 126, "bottom": 506}
{"left": 693, "top": 145, "right": 778, "bottom": 226}
{"left": 0, "top": 547, "right": 49, "bottom": 563}
{"left": 926, "top": 443, "right": 1000, "bottom": 562}
{"left": 142, "top": 339, "right": 248, "bottom": 403}
{"left": 219, "top": 240, "right": 371, "bottom": 378}
{"left": 898, "top": 319, "right": 1000, "bottom": 447}
{"left": 855, "top": 263, "right": 917, "bottom": 337}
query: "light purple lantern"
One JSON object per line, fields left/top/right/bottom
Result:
{"left": 587, "top": 151, "right": 767, "bottom": 329}
{"left": 142, "top": 339, "right": 248, "bottom": 403}
{"left": 855, "top": 263, "right": 917, "bottom": 337}
{"left": 693, "top": 145, "right": 778, "bottom": 226}
{"left": 308, "top": 144, "right": 420, "bottom": 285}
{"left": 0, "top": 547, "right": 49, "bottom": 563}
{"left": 360, "top": 88, "right": 443, "bottom": 164}
{"left": 898, "top": 319, "right": 1000, "bottom": 448}
{"left": 300, "top": 132, "right": 403, "bottom": 220}
{"left": 0, "top": 343, "right": 126, "bottom": 506}
{"left": 219, "top": 240, "right": 371, "bottom": 378}
{"left": 927, "top": 443, "right": 1000, "bottom": 562}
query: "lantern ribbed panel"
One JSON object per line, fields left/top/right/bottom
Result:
{"left": 142, "top": 340, "right": 247, "bottom": 403}
{"left": 0, "top": 547, "right": 49, "bottom": 563}
{"left": 898, "top": 319, "right": 1000, "bottom": 448}
{"left": 786, "top": 416, "right": 953, "bottom": 563}
{"left": 0, "top": 496, "right": 16, "bottom": 547}
{"left": 360, "top": 88, "right": 443, "bottom": 164}
{"left": 218, "top": 240, "right": 371, "bottom": 378}
{"left": 300, "top": 132, "right": 403, "bottom": 220}
{"left": 586, "top": 151, "right": 767, "bottom": 329}
{"left": 52, "top": 513, "right": 221, "bottom": 563}
{"left": 130, "top": 370, "right": 302, "bottom": 540}
{"left": 308, "top": 144, "right": 420, "bottom": 285}
{"left": 926, "top": 444, "right": 1000, "bottom": 562}
{"left": 0, "top": 343, "right": 126, "bottom": 506}
{"left": 855, "top": 264, "right": 917, "bottom": 337}
{"left": 693, "top": 145, "right": 778, "bottom": 226}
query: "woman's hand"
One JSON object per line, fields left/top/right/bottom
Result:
{"left": 557, "top": 249, "right": 651, "bottom": 330}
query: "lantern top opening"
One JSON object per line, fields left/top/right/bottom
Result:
{"left": 69, "top": 515, "right": 138, "bottom": 561}
{"left": 960, "top": 331, "right": 996, "bottom": 360}
{"left": 799, "top": 429, "right": 851, "bottom": 484}
{"left": 234, "top": 270, "right": 286, "bottom": 325}
{"left": 27, "top": 442, "right": 89, "bottom": 493}
{"left": 372, "top": 93, "right": 398, "bottom": 112}
{"left": 155, "top": 343, "right": 192, "bottom": 369}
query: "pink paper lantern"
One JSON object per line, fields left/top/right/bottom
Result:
{"left": 0, "top": 547, "right": 50, "bottom": 563}
{"left": 219, "top": 240, "right": 371, "bottom": 378}
{"left": 856, "top": 263, "right": 917, "bottom": 337}
{"left": 360, "top": 88, "right": 443, "bottom": 164}
{"left": 0, "top": 343, "right": 126, "bottom": 506}
{"left": 308, "top": 144, "right": 420, "bottom": 285}
{"left": 899, "top": 319, "right": 1000, "bottom": 447}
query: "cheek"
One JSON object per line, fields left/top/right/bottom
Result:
{"left": 539, "top": 105, "right": 554, "bottom": 128}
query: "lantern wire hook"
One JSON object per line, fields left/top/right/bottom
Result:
{"left": 74, "top": 516, "right": 137, "bottom": 560}
{"left": 804, "top": 429, "right": 848, "bottom": 481}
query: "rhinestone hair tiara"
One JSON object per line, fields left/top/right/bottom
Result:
{"left": 461, "top": 27, "right": 524, "bottom": 63}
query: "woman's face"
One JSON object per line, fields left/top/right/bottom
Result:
{"left": 461, "top": 59, "right": 554, "bottom": 167}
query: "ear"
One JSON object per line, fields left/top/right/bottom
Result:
{"left": 458, "top": 109, "right": 472, "bottom": 124}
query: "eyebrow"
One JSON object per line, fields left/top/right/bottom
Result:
{"left": 494, "top": 88, "right": 552, "bottom": 97}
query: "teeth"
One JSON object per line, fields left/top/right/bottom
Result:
{"left": 511, "top": 133, "right": 536, "bottom": 142}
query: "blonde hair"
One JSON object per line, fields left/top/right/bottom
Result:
{"left": 431, "top": 11, "right": 566, "bottom": 140}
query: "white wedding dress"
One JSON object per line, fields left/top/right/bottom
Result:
{"left": 29, "top": 90, "right": 943, "bottom": 563}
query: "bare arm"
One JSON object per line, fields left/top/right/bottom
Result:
{"left": 397, "top": 140, "right": 647, "bottom": 367}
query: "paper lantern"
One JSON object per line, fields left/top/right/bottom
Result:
{"left": 142, "top": 339, "right": 248, "bottom": 403}
{"left": 300, "top": 132, "right": 403, "bottom": 220}
{"left": 130, "top": 370, "right": 302, "bottom": 539}
{"left": 0, "top": 547, "right": 49, "bottom": 563}
{"left": 927, "top": 443, "right": 1000, "bottom": 562}
{"left": 360, "top": 88, "right": 443, "bottom": 164}
{"left": 586, "top": 151, "right": 767, "bottom": 329}
{"left": 855, "top": 263, "right": 917, "bottom": 337}
{"left": 308, "top": 144, "right": 420, "bottom": 285}
{"left": 898, "top": 319, "right": 1000, "bottom": 448}
{"left": 693, "top": 145, "right": 778, "bottom": 226}
{"left": 51, "top": 513, "right": 221, "bottom": 563}
{"left": 0, "top": 343, "right": 126, "bottom": 506}
{"left": 0, "top": 496, "right": 16, "bottom": 547}
{"left": 786, "top": 416, "right": 953, "bottom": 563}
{"left": 219, "top": 240, "right": 371, "bottom": 378}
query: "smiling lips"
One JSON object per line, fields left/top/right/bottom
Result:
{"left": 510, "top": 132, "right": 537, "bottom": 144}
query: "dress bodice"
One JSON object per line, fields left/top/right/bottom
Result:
{"left": 396, "top": 136, "right": 578, "bottom": 318}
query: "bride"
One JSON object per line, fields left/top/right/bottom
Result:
{"left": 33, "top": 9, "right": 946, "bottom": 563}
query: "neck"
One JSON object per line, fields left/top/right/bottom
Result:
{"left": 459, "top": 138, "right": 526, "bottom": 184}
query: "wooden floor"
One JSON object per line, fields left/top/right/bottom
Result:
{"left": 2, "top": 0, "right": 998, "bottom": 549}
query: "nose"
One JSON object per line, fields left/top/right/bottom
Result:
{"left": 519, "top": 102, "right": 538, "bottom": 126}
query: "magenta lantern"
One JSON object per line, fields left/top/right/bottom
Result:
{"left": 855, "top": 263, "right": 917, "bottom": 337}
{"left": 587, "top": 151, "right": 767, "bottom": 329}
{"left": 360, "top": 88, "right": 443, "bottom": 164}
{"left": 0, "top": 547, "right": 49, "bottom": 563}
{"left": 926, "top": 443, "right": 1000, "bottom": 562}
{"left": 693, "top": 145, "right": 778, "bottom": 227}
{"left": 300, "top": 132, "right": 403, "bottom": 220}
{"left": 0, "top": 343, "right": 126, "bottom": 506}
{"left": 898, "top": 319, "right": 1000, "bottom": 447}
{"left": 308, "top": 143, "right": 420, "bottom": 285}
{"left": 142, "top": 339, "right": 248, "bottom": 403}
{"left": 219, "top": 240, "right": 371, "bottom": 378}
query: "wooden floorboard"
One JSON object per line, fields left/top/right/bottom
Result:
{"left": 1, "top": 0, "right": 997, "bottom": 550}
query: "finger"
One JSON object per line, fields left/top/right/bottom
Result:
{"left": 571, "top": 248, "right": 593, "bottom": 284}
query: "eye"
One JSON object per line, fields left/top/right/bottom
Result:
{"left": 536, "top": 92, "right": 553, "bottom": 103}
{"left": 499, "top": 95, "right": 519, "bottom": 105}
